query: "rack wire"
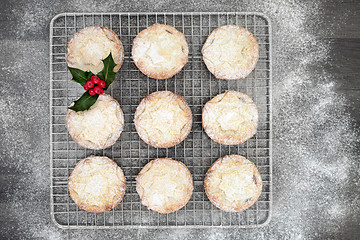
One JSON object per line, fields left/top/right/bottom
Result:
{"left": 50, "top": 12, "right": 272, "bottom": 229}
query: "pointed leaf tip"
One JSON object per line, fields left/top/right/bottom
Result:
{"left": 69, "top": 92, "right": 99, "bottom": 112}
{"left": 68, "top": 67, "right": 93, "bottom": 86}
{"left": 97, "top": 52, "right": 117, "bottom": 90}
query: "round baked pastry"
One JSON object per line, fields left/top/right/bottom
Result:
{"left": 132, "top": 23, "right": 189, "bottom": 79}
{"left": 134, "top": 91, "right": 192, "bottom": 148}
{"left": 204, "top": 155, "right": 262, "bottom": 212}
{"left": 202, "top": 91, "right": 258, "bottom": 145}
{"left": 66, "top": 94, "right": 124, "bottom": 150}
{"left": 66, "top": 26, "right": 124, "bottom": 74}
{"left": 68, "top": 156, "right": 127, "bottom": 213}
{"left": 136, "top": 158, "right": 193, "bottom": 213}
{"left": 202, "top": 25, "right": 259, "bottom": 80}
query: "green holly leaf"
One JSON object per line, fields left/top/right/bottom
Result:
{"left": 66, "top": 52, "right": 118, "bottom": 112}
{"left": 69, "top": 92, "right": 99, "bottom": 112}
{"left": 97, "top": 52, "right": 116, "bottom": 90}
{"left": 68, "top": 67, "right": 92, "bottom": 86}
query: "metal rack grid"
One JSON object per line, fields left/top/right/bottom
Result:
{"left": 50, "top": 12, "right": 272, "bottom": 229}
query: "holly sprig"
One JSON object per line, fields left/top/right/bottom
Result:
{"left": 68, "top": 52, "right": 117, "bottom": 112}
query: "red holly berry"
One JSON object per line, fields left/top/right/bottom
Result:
{"left": 90, "top": 75, "right": 100, "bottom": 85}
{"left": 88, "top": 88, "right": 96, "bottom": 96}
{"left": 98, "top": 80, "right": 106, "bottom": 88}
{"left": 84, "top": 84, "right": 90, "bottom": 91}
{"left": 85, "top": 80, "right": 94, "bottom": 89}
{"left": 93, "top": 86, "right": 104, "bottom": 95}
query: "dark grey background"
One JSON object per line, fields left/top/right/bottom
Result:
{"left": 0, "top": 0, "right": 359, "bottom": 239}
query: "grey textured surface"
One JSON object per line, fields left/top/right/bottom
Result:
{"left": 0, "top": 0, "right": 359, "bottom": 239}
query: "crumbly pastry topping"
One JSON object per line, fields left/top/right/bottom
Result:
{"left": 134, "top": 91, "right": 192, "bottom": 148}
{"left": 202, "top": 91, "right": 258, "bottom": 145}
{"left": 66, "top": 26, "right": 124, "bottom": 74}
{"left": 204, "top": 155, "right": 262, "bottom": 212}
{"left": 67, "top": 94, "right": 124, "bottom": 150}
{"left": 202, "top": 25, "right": 259, "bottom": 80}
{"left": 132, "top": 23, "right": 189, "bottom": 79}
{"left": 136, "top": 158, "right": 193, "bottom": 213}
{"left": 68, "top": 156, "right": 126, "bottom": 213}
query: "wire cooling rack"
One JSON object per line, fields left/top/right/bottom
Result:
{"left": 50, "top": 12, "right": 272, "bottom": 229}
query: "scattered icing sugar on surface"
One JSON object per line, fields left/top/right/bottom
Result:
{"left": 1, "top": 0, "right": 359, "bottom": 239}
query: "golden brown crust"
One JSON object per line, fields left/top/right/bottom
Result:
{"left": 204, "top": 155, "right": 262, "bottom": 212}
{"left": 202, "top": 25, "right": 259, "bottom": 80}
{"left": 136, "top": 158, "right": 193, "bottom": 213}
{"left": 66, "top": 94, "right": 124, "bottom": 150}
{"left": 134, "top": 91, "right": 192, "bottom": 148}
{"left": 66, "top": 26, "right": 124, "bottom": 74}
{"left": 68, "top": 156, "right": 127, "bottom": 213}
{"left": 202, "top": 91, "right": 258, "bottom": 145}
{"left": 132, "top": 23, "right": 189, "bottom": 79}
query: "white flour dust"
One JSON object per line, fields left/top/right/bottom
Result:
{"left": 259, "top": 1, "right": 359, "bottom": 239}
{"left": 1, "top": 0, "right": 359, "bottom": 239}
